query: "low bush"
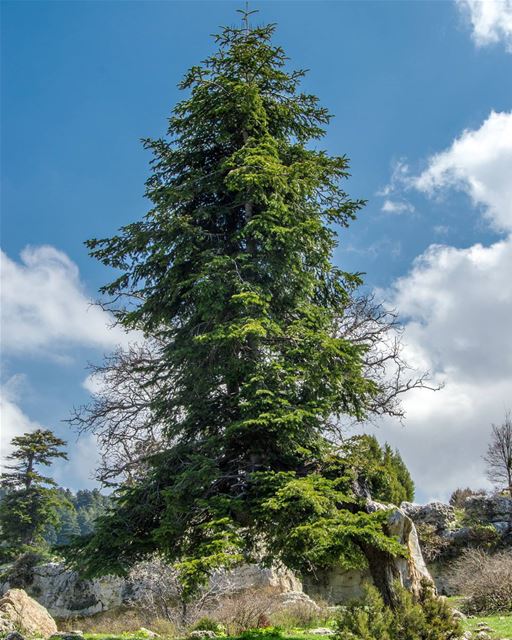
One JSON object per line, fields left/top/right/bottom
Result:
{"left": 335, "top": 581, "right": 461, "bottom": 640}
{"left": 452, "top": 549, "right": 512, "bottom": 614}
{"left": 269, "top": 600, "right": 330, "bottom": 629}
{"left": 212, "top": 588, "right": 275, "bottom": 635}
{"left": 192, "top": 617, "right": 225, "bottom": 633}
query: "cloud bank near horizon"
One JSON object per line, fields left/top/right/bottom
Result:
{"left": 371, "top": 111, "right": 512, "bottom": 501}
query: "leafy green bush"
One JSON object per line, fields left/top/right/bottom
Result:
{"left": 193, "top": 618, "right": 225, "bottom": 633}
{"left": 335, "top": 582, "right": 461, "bottom": 640}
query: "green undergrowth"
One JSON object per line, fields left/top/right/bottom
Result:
{"left": 77, "top": 615, "right": 512, "bottom": 640}
{"left": 462, "top": 615, "right": 512, "bottom": 639}
{"left": 82, "top": 630, "right": 320, "bottom": 640}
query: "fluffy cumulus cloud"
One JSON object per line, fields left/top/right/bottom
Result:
{"left": 0, "top": 245, "right": 133, "bottom": 483}
{"left": 0, "top": 375, "right": 41, "bottom": 467}
{"left": 457, "top": 0, "right": 512, "bottom": 52}
{"left": 371, "top": 111, "right": 512, "bottom": 501}
{"left": 376, "top": 238, "right": 512, "bottom": 500}
{"left": 0, "top": 376, "right": 100, "bottom": 487}
{"left": 0, "top": 245, "right": 132, "bottom": 358}
{"left": 413, "top": 111, "right": 512, "bottom": 232}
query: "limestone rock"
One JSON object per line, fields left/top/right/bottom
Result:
{"left": 273, "top": 590, "right": 320, "bottom": 611}
{"left": 25, "top": 562, "right": 127, "bottom": 618}
{"left": 9, "top": 560, "right": 303, "bottom": 619}
{"left": 452, "top": 608, "right": 467, "bottom": 620}
{"left": 308, "top": 629, "right": 335, "bottom": 635}
{"left": 0, "top": 588, "right": 57, "bottom": 637}
{"left": 465, "top": 494, "right": 512, "bottom": 530}
{"left": 303, "top": 565, "right": 371, "bottom": 603}
{"left": 189, "top": 631, "right": 217, "bottom": 639}
{"left": 401, "top": 501, "right": 456, "bottom": 532}
{"left": 219, "top": 563, "right": 302, "bottom": 594}
{"left": 368, "top": 500, "right": 434, "bottom": 597}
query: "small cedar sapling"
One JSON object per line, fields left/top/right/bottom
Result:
{"left": 0, "top": 429, "right": 68, "bottom": 559}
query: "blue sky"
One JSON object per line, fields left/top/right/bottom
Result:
{"left": 1, "top": 0, "right": 512, "bottom": 501}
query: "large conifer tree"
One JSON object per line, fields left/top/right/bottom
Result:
{"left": 75, "top": 15, "right": 407, "bottom": 605}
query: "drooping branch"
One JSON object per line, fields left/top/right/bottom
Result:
{"left": 332, "top": 293, "right": 437, "bottom": 428}
{"left": 68, "top": 340, "right": 169, "bottom": 486}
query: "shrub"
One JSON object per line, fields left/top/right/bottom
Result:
{"left": 415, "top": 524, "right": 451, "bottom": 563}
{"left": 449, "top": 488, "right": 485, "bottom": 509}
{"left": 335, "top": 581, "right": 461, "bottom": 640}
{"left": 269, "top": 599, "right": 329, "bottom": 629}
{"left": 452, "top": 549, "right": 512, "bottom": 614}
{"left": 193, "top": 617, "right": 224, "bottom": 633}
{"left": 212, "top": 588, "right": 276, "bottom": 635}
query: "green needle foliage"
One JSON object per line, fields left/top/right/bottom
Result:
{"left": 72, "top": 16, "right": 408, "bottom": 601}
{"left": 0, "top": 429, "right": 68, "bottom": 559}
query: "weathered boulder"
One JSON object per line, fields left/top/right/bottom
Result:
{"left": 369, "top": 500, "right": 434, "bottom": 598}
{"left": 401, "top": 501, "right": 457, "bottom": 533}
{"left": 214, "top": 563, "right": 302, "bottom": 595}
{"left": 26, "top": 562, "right": 127, "bottom": 618}
{"left": 5, "top": 632, "right": 26, "bottom": 640}
{"left": 464, "top": 494, "right": 512, "bottom": 532}
{"left": 0, "top": 588, "right": 57, "bottom": 637}
{"left": 272, "top": 590, "right": 320, "bottom": 612}
{"left": 189, "top": 631, "right": 217, "bottom": 640}
{"left": 305, "top": 502, "right": 434, "bottom": 604}
{"left": 5, "top": 561, "right": 303, "bottom": 619}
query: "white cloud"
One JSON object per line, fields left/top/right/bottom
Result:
{"left": 381, "top": 199, "right": 415, "bottom": 215}
{"left": 0, "top": 375, "right": 40, "bottom": 468}
{"left": 413, "top": 111, "right": 512, "bottom": 232}
{"left": 457, "top": 0, "right": 512, "bottom": 52}
{"left": 0, "top": 373, "right": 100, "bottom": 489}
{"left": 370, "top": 111, "right": 512, "bottom": 501}
{"left": 379, "top": 238, "right": 512, "bottom": 500}
{"left": 0, "top": 245, "right": 133, "bottom": 358}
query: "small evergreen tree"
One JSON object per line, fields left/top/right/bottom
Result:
{"left": 0, "top": 429, "right": 67, "bottom": 558}
{"left": 341, "top": 436, "right": 414, "bottom": 505}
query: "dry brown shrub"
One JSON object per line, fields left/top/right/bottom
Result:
{"left": 212, "top": 588, "right": 276, "bottom": 635}
{"left": 452, "top": 548, "right": 512, "bottom": 614}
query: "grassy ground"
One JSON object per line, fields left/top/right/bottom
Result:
{"left": 461, "top": 615, "right": 512, "bottom": 639}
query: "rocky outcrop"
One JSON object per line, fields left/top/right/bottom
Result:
{"left": 401, "top": 501, "right": 457, "bottom": 532}
{"left": 305, "top": 502, "right": 433, "bottom": 604}
{"left": 26, "top": 562, "right": 127, "bottom": 618}
{"left": 0, "top": 588, "right": 58, "bottom": 637}
{"left": 464, "top": 494, "right": 512, "bottom": 533}
{"left": 367, "top": 500, "right": 434, "bottom": 599}
{"left": 213, "top": 564, "right": 302, "bottom": 595}
{"left": 2, "top": 562, "right": 304, "bottom": 619}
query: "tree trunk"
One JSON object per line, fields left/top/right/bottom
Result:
{"left": 360, "top": 541, "right": 400, "bottom": 609}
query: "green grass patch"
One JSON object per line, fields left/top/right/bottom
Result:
{"left": 462, "top": 614, "right": 512, "bottom": 639}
